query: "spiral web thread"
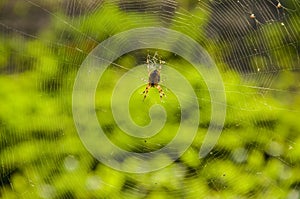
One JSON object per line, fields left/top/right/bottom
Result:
{"left": 0, "top": 0, "right": 299, "bottom": 198}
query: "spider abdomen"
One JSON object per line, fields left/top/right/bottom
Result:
{"left": 148, "top": 70, "right": 160, "bottom": 85}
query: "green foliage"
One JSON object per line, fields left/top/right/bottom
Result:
{"left": 0, "top": 1, "right": 300, "bottom": 198}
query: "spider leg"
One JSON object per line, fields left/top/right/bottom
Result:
{"left": 146, "top": 55, "right": 151, "bottom": 73}
{"left": 142, "top": 84, "right": 151, "bottom": 101}
{"left": 155, "top": 84, "right": 166, "bottom": 100}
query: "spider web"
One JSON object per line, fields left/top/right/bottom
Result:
{"left": 0, "top": 0, "right": 300, "bottom": 198}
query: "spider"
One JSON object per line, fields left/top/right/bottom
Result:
{"left": 142, "top": 52, "right": 166, "bottom": 101}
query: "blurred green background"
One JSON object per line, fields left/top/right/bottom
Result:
{"left": 0, "top": 0, "right": 300, "bottom": 198}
